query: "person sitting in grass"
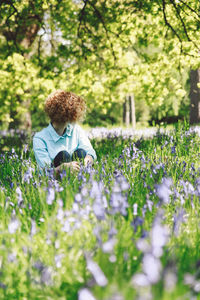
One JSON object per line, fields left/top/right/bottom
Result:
{"left": 33, "top": 90, "right": 96, "bottom": 175}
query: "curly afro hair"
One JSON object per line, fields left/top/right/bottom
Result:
{"left": 44, "top": 90, "right": 86, "bottom": 124}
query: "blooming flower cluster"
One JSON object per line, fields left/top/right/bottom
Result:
{"left": 0, "top": 125, "right": 199, "bottom": 299}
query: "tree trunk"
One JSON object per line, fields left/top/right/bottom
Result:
{"left": 125, "top": 96, "right": 130, "bottom": 127}
{"left": 129, "top": 94, "right": 136, "bottom": 129}
{"left": 123, "top": 95, "right": 136, "bottom": 128}
{"left": 123, "top": 102, "right": 126, "bottom": 124}
{"left": 189, "top": 69, "right": 200, "bottom": 125}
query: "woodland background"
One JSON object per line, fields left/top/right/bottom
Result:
{"left": 0, "top": 0, "right": 199, "bottom": 130}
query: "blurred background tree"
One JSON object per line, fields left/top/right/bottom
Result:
{"left": 0, "top": 0, "right": 199, "bottom": 130}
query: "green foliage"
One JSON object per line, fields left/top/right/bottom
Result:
{"left": 0, "top": 0, "right": 199, "bottom": 128}
{"left": 0, "top": 53, "right": 55, "bottom": 129}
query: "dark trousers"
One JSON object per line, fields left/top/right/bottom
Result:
{"left": 53, "top": 149, "right": 87, "bottom": 168}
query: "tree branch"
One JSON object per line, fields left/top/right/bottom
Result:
{"left": 170, "top": 0, "right": 199, "bottom": 50}
{"left": 177, "top": 2, "right": 200, "bottom": 23}
{"left": 179, "top": 0, "right": 200, "bottom": 18}
{"left": 87, "top": 0, "right": 117, "bottom": 62}
{"left": 77, "top": 0, "right": 88, "bottom": 38}
{"left": 161, "top": 0, "right": 184, "bottom": 52}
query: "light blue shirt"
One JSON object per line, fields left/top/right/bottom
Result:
{"left": 33, "top": 123, "right": 97, "bottom": 169}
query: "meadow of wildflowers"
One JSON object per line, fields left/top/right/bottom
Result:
{"left": 0, "top": 123, "right": 200, "bottom": 300}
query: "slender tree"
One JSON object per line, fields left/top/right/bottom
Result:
{"left": 189, "top": 69, "right": 200, "bottom": 124}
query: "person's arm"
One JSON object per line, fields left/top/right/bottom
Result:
{"left": 76, "top": 125, "right": 97, "bottom": 165}
{"left": 33, "top": 136, "right": 52, "bottom": 170}
{"left": 33, "top": 137, "right": 80, "bottom": 176}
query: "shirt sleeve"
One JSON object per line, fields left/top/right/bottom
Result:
{"left": 33, "top": 136, "right": 52, "bottom": 169}
{"left": 77, "top": 125, "right": 97, "bottom": 160}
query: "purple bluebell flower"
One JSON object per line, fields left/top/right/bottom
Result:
{"left": 109, "top": 254, "right": 117, "bottom": 263}
{"left": 151, "top": 222, "right": 169, "bottom": 257}
{"left": 184, "top": 273, "right": 195, "bottom": 286}
{"left": 86, "top": 257, "right": 108, "bottom": 287}
{"left": 46, "top": 187, "right": 55, "bottom": 205}
{"left": 93, "top": 226, "right": 102, "bottom": 245}
{"left": 33, "top": 261, "right": 45, "bottom": 272}
{"left": 8, "top": 218, "right": 20, "bottom": 234}
{"left": 110, "top": 192, "right": 129, "bottom": 216}
{"left": 72, "top": 202, "right": 79, "bottom": 213}
{"left": 173, "top": 208, "right": 186, "bottom": 237}
{"left": 55, "top": 254, "right": 64, "bottom": 268}
{"left": 92, "top": 202, "right": 105, "bottom": 220}
{"left": 30, "top": 219, "right": 37, "bottom": 237}
{"left": 180, "top": 180, "right": 195, "bottom": 197}
{"left": 90, "top": 181, "right": 102, "bottom": 199}
{"left": 161, "top": 140, "right": 168, "bottom": 150}
{"left": 195, "top": 178, "right": 200, "bottom": 196}
{"left": 7, "top": 252, "right": 17, "bottom": 263}
{"left": 142, "top": 253, "right": 162, "bottom": 284}
{"left": 23, "top": 144, "right": 28, "bottom": 154}
{"left": 0, "top": 282, "right": 7, "bottom": 289}
{"left": 108, "top": 225, "right": 117, "bottom": 238}
{"left": 155, "top": 178, "right": 173, "bottom": 204}
{"left": 41, "top": 267, "right": 52, "bottom": 285}
{"left": 55, "top": 239, "right": 60, "bottom": 249}
{"left": 131, "top": 216, "right": 143, "bottom": 233}
{"left": 75, "top": 193, "right": 82, "bottom": 203}
{"left": 62, "top": 220, "right": 70, "bottom": 233}
{"left": 39, "top": 217, "right": 45, "bottom": 223}
{"left": 136, "top": 238, "right": 150, "bottom": 253}
{"left": 133, "top": 203, "right": 138, "bottom": 216}
{"left": 23, "top": 166, "right": 34, "bottom": 184}
{"left": 78, "top": 288, "right": 96, "bottom": 300}
{"left": 102, "top": 238, "right": 116, "bottom": 253}
{"left": 113, "top": 169, "right": 121, "bottom": 178}
{"left": 57, "top": 208, "right": 64, "bottom": 221}
{"left": 16, "top": 186, "right": 23, "bottom": 207}
{"left": 142, "top": 204, "right": 147, "bottom": 217}
{"left": 146, "top": 199, "right": 153, "bottom": 212}
{"left": 141, "top": 230, "right": 148, "bottom": 239}
{"left": 81, "top": 186, "right": 88, "bottom": 197}
{"left": 164, "top": 269, "right": 177, "bottom": 291}
{"left": 132, "top": 273, "right": 149, "bottom": 287}
{"left": 171, "top": 145, "right": 176, "bottom": 154}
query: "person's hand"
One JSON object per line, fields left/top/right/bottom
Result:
{"left": 55, "top": 161, "right": 80, "bottom": 175}
{"left": 63, "top": 161, "right": 80, "bottom": 172}
{"left": 84, "top": 155, "right": 93, "bottom": 166}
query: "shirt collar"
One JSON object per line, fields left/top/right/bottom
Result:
{"left": 64, "top": 123, "right": 73, "bottom": 137}
{"left": 48, "top": 123, "right": 73, "bottom": 142}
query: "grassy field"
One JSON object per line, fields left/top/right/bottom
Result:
{"left": 0, "top": 123, "right": 199, "bottom": 300}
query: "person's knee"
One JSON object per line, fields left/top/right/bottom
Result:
{"left": 72, "top": 148, "right": 86, "bottom": 160}
{"left": 53, "top": 151, "right": 71, "bottom": 167}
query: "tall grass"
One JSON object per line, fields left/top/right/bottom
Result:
{"left": 0, "top": 124, "right": 199, "bottom": 299}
